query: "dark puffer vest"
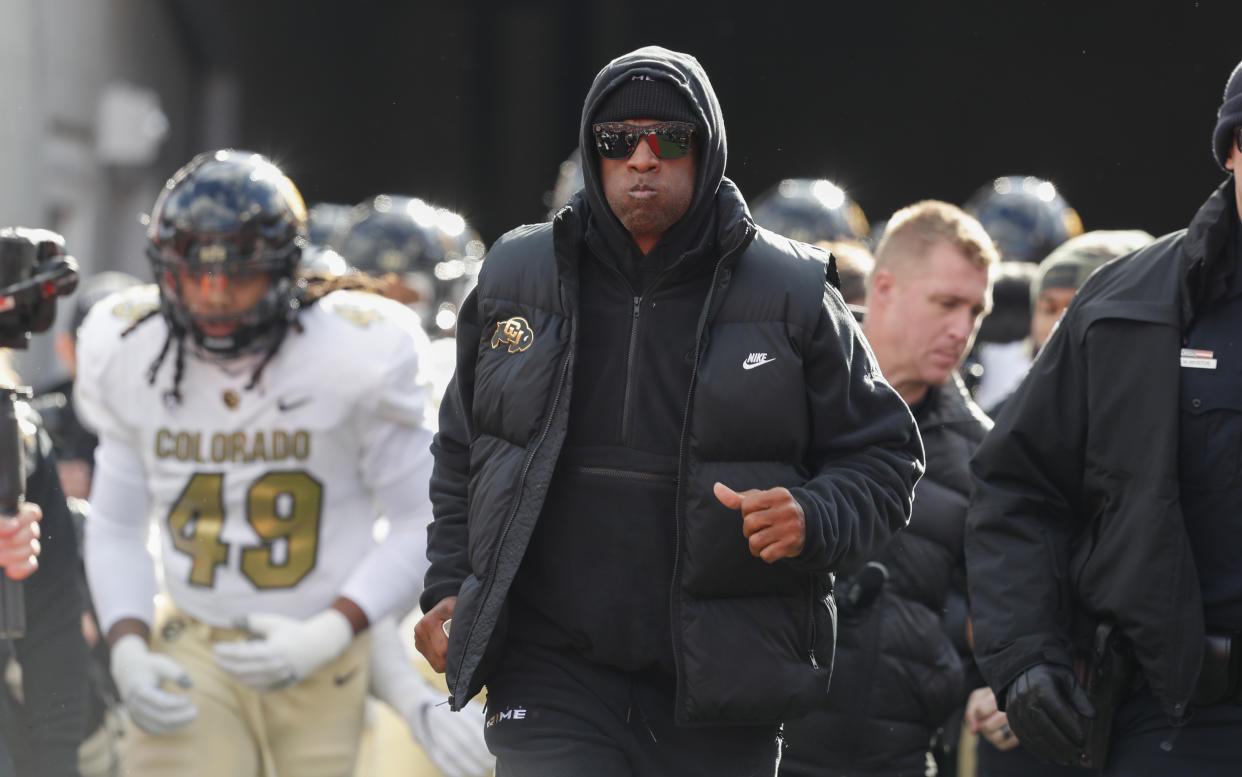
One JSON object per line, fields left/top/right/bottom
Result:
{"left": 423, "top": 181, "right": 923, "bottom": 724}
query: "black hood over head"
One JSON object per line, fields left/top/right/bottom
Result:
{"left": 579, "top": 46, "right": 728, "bottom": 257}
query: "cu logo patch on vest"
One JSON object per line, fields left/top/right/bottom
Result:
{"left": 491, "top": 316, "right": 535, "bottom": 353}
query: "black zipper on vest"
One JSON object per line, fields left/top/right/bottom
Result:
{"left": 451, "top": 348, "right": 574, "bottom": 707}
{"left": 668, "top": 228, "right": 750, "bottom": 710}
{"left": 622, "top": 295, "right": 642, "bottom": 445}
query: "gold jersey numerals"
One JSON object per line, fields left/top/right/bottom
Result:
{"left": 166, "top": 471, "right": 324, "bottom": 589}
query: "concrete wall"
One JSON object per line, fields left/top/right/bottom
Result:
{"left": 0, "top": 0, "right": 233, "bottom": 388}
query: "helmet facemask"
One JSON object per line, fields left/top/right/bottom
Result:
{"left": 151, "top": 252, "right": 300, "bottom": 359}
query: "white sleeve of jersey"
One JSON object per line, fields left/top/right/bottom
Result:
{"left": 85, "top": 432, "right": 157, "bottom": 634}
{"left": 338, "top": 309, "right": 436, "bottom": 624}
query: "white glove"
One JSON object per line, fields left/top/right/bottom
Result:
{"left": 369, "top": 618, "right": 494, "bottom": 777}
{"left": 110, "top": 634, "right": 198, "bottom": 735}
{"left": 408, "top": 690, "right": 494, "bottom": 777}
{"left": 213, "top": 609, "right": 353, "bottom": 692}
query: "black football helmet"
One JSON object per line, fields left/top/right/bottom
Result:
{"left": 306, "top": 202, "right": 354, "bottom": 249}
{"left": 750, "top": 178, "right": 870, "bottom": 244}
{"left": 964, "top": 175, "right": 1083, "bottom": 264}
{"left": 338, "top": 195, "right": 482, "bottom": 336}
{"left": 145, "top": 149, "right": 306, "bottom": 358}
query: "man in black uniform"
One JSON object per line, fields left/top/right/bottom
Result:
{"left": 414, "top": 46, "right": 924, "bottom": 776}
{"left": 966, "top": 57, "right": 1242, "bottom": 774}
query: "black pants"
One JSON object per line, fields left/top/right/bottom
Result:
{"left": 1104, "top": 690, "right": 1242, "bottom": 776}
{"left": 483, "top": 641, "right": 781, "bottom": 777}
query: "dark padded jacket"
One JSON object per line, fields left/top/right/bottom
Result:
{"left": 782, "top": 375, "right": 990, "bottom": 775}
{"left": 423, "top": 47, "right": 923, "bottom": 726}
{"left": 966, "top": 179, "right": 1240, "bottom": 721}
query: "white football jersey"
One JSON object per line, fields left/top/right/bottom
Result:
{"left": 78, "top": 285, "right": 436, "bottom": 630}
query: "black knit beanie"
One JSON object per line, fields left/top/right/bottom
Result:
{"left": 594, "top": 74, "right": 698, "bottom": 128}
{"left": 1213, "top": 59, "right": 1242, "bottom": 170}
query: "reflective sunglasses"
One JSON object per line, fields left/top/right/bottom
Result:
{"left": 592, "top": 121, "right": 695, "bottom": 160}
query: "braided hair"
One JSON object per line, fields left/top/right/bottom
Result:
{"left": 123, "top": 270, "right": 391, "bottom": 405}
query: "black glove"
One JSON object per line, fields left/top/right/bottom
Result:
{"left": 1004, "top": 663, "right": 1095, "bottom": 766}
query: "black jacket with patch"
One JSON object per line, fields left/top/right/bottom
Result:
{"left": 422, "top": 46, "right": 923, "bottom": 725}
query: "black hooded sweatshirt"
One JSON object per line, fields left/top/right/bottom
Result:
{"left": 508, "top": 47, "right": 732, "bottom": 674}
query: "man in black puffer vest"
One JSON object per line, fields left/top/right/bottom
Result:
{"left": 781, "top": 201, "right": 995, "bottom": 777}
{"left": 413, "top": 46, "right": 925, "bottom": 776}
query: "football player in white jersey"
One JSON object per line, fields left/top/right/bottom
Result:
{"left": 76, "top": 149, "right": 438, "bottom": 777}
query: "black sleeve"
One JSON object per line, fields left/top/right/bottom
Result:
{"left": 786, "top": 293, "right": 926, "bottom": 573}
{"left": 421, "top": 288, "right": 479, "bottom": 613}
{"left": 11, "top": 431, "right": 86, "bottom": 777}
{"left": 964, "top": 304, "right": 1087, "bottom": 700}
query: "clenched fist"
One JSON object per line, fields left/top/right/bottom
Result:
{"left": 713, "top": 482, "right": 805, "bottom": 563}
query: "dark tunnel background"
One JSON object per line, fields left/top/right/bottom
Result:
{"left": 212, "top": 1, "right": 1241, "bottom": 246}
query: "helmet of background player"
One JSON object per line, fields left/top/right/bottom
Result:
{"left": 545, "top": 147, "right": 584, "bottom": 220}
{"left": 338, "top": 195, "right": 483, "bottom": 337}
{"left": 145, "top": 149, "right": 305, "bottom": 358}
{"left": 299, "top": 202, "right": 353, "bottom": 276}
{"left": 306, "top": 202, "right": 354, "bottom": 249}
{"left": 963, "top": 175, "right": 1083, "bottom": 264}
{"left": 750, "top": 178, "right": 870, "bottom": 244}
{"left": 434, "top": 207, "right": 485, "bottom": 334}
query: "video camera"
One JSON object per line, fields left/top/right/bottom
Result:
{"left": 0, "top": 228, "right": 79, "bottom": 348}
{"left": 0, "top": 227, "right": 79, "bottom": 636}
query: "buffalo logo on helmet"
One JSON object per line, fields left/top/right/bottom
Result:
{"left": 199, "top": 244, "right": 228, "bottom": 264}
{"left": 491, "top": 317, "right": 534, "bottom": 353}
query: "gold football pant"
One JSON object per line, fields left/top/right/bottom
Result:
{"left": 125, "top": 602, "right": 371, "bottom": 777}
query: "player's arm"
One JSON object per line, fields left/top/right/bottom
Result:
{"left": 85, "top": 434, "right": 157, "bottom": 645}
{"left": 339, "top": 318, "right": 437, "bottom": 625}
{"left": 86, "top": 433, "right": 198, "bottom": 735}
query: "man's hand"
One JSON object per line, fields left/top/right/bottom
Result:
{"left": 1005, "top": 663, "right": 1094, "bottom": 765}
{"left": 110, "top": 633, "right": 198, "bottom": 735}
{"left": 967, "top": 685, "right": 1019, "bottom": 751}
{"left": 213, "top": 609, "right": 354, "bottom": 692}
{"left": 713, "top": 482, "right": 805, "bottom": 562}
{"left": 414, "top": 596, "right": 456, "bottom": 672}
{"left": 0, "top": 502, "right": 41, "bottom": 580}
